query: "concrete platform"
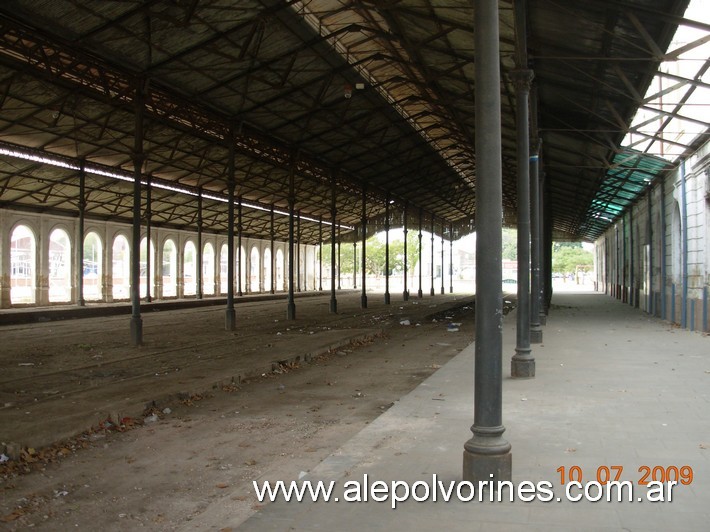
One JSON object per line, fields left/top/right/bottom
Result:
{"left": 237, "top": 291, "right": 710, "bottom": 531}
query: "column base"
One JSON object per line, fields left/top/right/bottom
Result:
{"left": 361, "top": 294, "right": 368, "bottom": 309}
{"left": 287, "top": 301, "right": 296, "bottom": 320}
{"left": 441, "top": 287, "right": 445, "bottom": 295}
{"left": 225, "top": 308, "right": 236, "bottom": 331}
{"left": 418, "top": 289, "right": 423, "bottom": 298}
{"left": 511, "top": 352, "right": 535, "bottom": 378}
{"left": 539, "top": 312, "right": 547, "bottom": 326}
{"left": 330, "top": 298, "right": 338, "bottom": 314}
{"left": 130, "top": 316, "right": 143, "bottom": 346}
{"left": 403, "top": 291, "right": 409, "bottom": 301}
{"left": 430, "top": 288, "right": 435, "bottom": 296}
{"left": 463, "top": 435, "right": 512, "bottom": 485}
{"left": 384, "top": 292, "right": 390, "bottom": 305}
{"left": 530, "top": 326, "right": 543, "bottom": 344}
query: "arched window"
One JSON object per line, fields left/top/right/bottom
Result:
{"left": 184, "top": 241, "right": 197, "bottom": 296}
{"left": 162, "top": 239, "right": 177, "bottom": 297}
{"left": 83, "top": 232, "right": 103, "bottom": 301}
{"left": 219, "top": 244, "right": 228, "bottom": 294}
{"left": 139, "top": 237, "right": 155, "bottom": 298}
{"left": 10, "top": 225, "right": 36, "bottom": 304}
{"left": 203, "top": 243, "right": 215, "bottom": 295}
{"left": 276, "top": 248, "right": 284, "bottom": 290}
{"left": 48, "top": 228, "right": 72, "bottom": 303}
{"left": 250, "top": 246, "right": 260, "bottom": 293}
{"left": 112, "top": 235, "right": 130, "bottom": 300}
{"left": 263, "top": 247, "right": 272, "bottom": 292}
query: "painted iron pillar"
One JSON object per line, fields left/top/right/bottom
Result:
{"left": 511, "top": 68, "right": 535, "bottom": 378}
{"left": 224, "top": 127, "right": 236, "bottom": 330}
{"left": 463, "top": 0, "right": 512, "bottom": 484}
{"left": 530, "top": 139, "right": 543, "bottom": 342}
{"left": 330, "top": 174, "right": 338, "bottom": 313}
{"left": 129, "top": 81, "right": 145, "bottom": 346}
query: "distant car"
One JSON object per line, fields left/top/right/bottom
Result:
{"left": 502, "top": 278, "right": 517, "bottom": 292}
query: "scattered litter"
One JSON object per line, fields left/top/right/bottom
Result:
{"left": 277, "top": 384, "right": 285, "bottom": 391}
{"left": 415, "top": 323, "right": 421, "bottom": 327}
{"left": 143, "top": 413, "right": 159, "bottom": 424}
{"left": 521, "top": 398, "right": 528, "bottom": 401}
{"left": 700, "top": 443, "right": 708, "bottom": 449}
{"left": 162, "top": 408, "right": 172, "bottom": 415}
{"left": 432, "top": 397, "right": 445, "bottom": 401}
{"left": 18, "top": 363, "right": 35, "bottom": 367}
{"left": 0, "top": 454, "right": 9, "bottom": 463}
{"left": 447, "top": 322, "right": 460, "bottom": 332}
{"left": 276, "top": 332, "right": 282, "bottom": 336}
{"left": 298, "top": 471, "right": 308, "bottom": 480}
{"left": 436, "top": 343, "right": 451, "bottom": 347}
{"left": 353, "top": 391, "right": 363, "bottom": 398}
{"left": 54, "top": 490, "right": 69, "bottom": 498}
{"left": 565, "top": 448, "right": 577, "bottom": 453}
{"left": 399, "top": 319, "right": 411, "bottom": 326}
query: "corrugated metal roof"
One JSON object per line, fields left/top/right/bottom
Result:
{"left": 0, "top": 0, "right": 704, "bottom": 243}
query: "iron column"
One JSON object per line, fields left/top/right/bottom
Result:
{"left": 449, "top": 223, "right": 454, "bottom": 293}
{"left": 384, "top": 194, "right": 391, "bottom": 305}
{"left": 403, "top": 202, "right": 409, "bottom": 301}
{"left": 330, "top": 174, "right": 338, "bottom": 313}
{"left": 130, "top": 80, "right": 145, "bottom": 346}
{"left": 530, "top": 139, "right": 543, "bottom": 341}
{"left": 287, "top": 167, "right": 296, "bottom": 320}
{"left": 463, "top": 0, "right": 512, "bottom": 483}
{"left": 270, "top": 205, "right": 275, "bottom": 294}
{"left": 361, "top": 186, "right": 367, "bottom": 308}
{"left": 418, "top": 209, "right": 423, "bottom": 298}
{"left": 440, "top": 222, "right": 445, "bottom": 295}
{"left": 77, "top": 161, "right": 86, "bottom": 307}
{"left": 197, "top": 188, "right": 203, "bottom": 300}
{"left": 430, "top": 216, "right": 435, "bottom": 296}
{"left": 225, "top": 132, "right": 236, "bottom": 330}
{"left": 237, "top": 198, "right": 243, "bottom": 297}
{"left": 318, "top": 216, "right": 323, "bottom": 292}
{"left": 511, "top": 69, "right": 535, "bottom": 377}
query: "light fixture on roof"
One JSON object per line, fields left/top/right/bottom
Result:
{"left": 344, "top": 84, "right": 352, "bottom": 99}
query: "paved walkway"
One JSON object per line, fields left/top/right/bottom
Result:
{"left": 236, "top": 291, "right": 710, "bottom": 531}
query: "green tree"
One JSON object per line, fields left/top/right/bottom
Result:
{"left": 552, "top": 244, "right": 593, "bottom": 274}
{"left": 502, "top": 228, "right": 517, "bottom": 260}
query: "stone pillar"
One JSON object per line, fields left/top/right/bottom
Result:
{"left": 196, "top": 189, "right": 203, "bottom": 299}
{"left": 237, "top": 199, "right": 243, "bottom": 297}
{"left": 430, "top": 216, "right": 435, "bottom": 296}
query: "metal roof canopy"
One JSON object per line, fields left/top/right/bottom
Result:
{"left": 0, "top": 0, "right": 705, "bottom": 244}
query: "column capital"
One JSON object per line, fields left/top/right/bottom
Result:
{"left": 509, "top": 69, "right": 534, "bottom": 91}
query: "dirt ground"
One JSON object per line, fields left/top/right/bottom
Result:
{"left": 0, "top": 292, "right": 480, "bottom": 530}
